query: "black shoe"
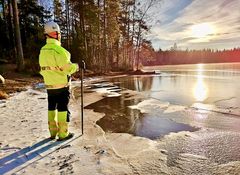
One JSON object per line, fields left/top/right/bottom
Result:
{"left": 57, "top": 133, "right": 74, "bottom": 141}
{"left": 49, "top": 136, "right": 56, "bottom": 140}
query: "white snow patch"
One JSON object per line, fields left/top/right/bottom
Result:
{"left": 129, "top": 99, "right": 187, "bottom": 114}
{"left": 163, "top": 105, "right": 186, "bottom": 113}
{"left": 129, "top": 99, "right": 169, "bottom": 113}
{"left": 103, "top": 92, "right": 121, "bottom": 97}
{"left": 191, "top": 103, "right": 240, "bottom": 116}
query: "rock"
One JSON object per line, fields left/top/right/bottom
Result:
{"left": 160, "top": 149, "right": 168, "bottom": 155}
{"left": 0, "top": 59, "right": 8, "bottom": 64}
{"left": 0, "top": 91, "right": 8, "bottom": 99}
{"left": 0, "top": 75, "right": 5, "bottom": 84}
{"left": 95, "top": 149, "right": 107, "bottom": 155}
{"left": 34, "top": 83, "right": 45, "bottom": 89}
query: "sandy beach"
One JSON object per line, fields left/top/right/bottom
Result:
{"left": 1, "top": 75, "right": 240, "bottom": 175}
{"left": 0, "top": 0, "right": 239, "bottom": 173}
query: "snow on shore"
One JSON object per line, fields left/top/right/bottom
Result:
{"left": 0, "top": 84, "right": 240, "bottom": 174}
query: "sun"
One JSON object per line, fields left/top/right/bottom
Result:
{"left": 191, "top": 23, "right": 215, "bottom": 38}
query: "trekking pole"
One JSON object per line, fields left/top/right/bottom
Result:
{"left": 80, "top": 60, "right": 86, "bottom": 135}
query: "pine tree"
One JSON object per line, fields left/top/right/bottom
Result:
{"left": 17, "top": 0, "right": 49, "bottom": 71}
{"left": 12, "top": 0, "right": 24, "bottom": 71}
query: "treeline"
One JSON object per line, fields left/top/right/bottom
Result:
{"left": 0, "top": 0, "right": 159, "bottom": 73}
{"left": 143, "top": 48, "right": 240, "bottom": 66}
{"left": 0, "top": 0, "right": 49, "bottom": 71}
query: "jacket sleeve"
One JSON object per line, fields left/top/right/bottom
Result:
{"left": 55, "top": 47, "right": 79, "bottom": 75}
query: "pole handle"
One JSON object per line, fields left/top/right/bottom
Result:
{"left": 81, "top": 67, "right": 84, "bottom": 135}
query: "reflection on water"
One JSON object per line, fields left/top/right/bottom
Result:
{"left": 146, "top": 62, "right": 240, "bottom": 76}
{"left": 135, "top": 114, "right": 198, "bottom": 139}
{"left": 193, "top": 64, "right": 208, "bottom": 102}
{"left": 85, "top": 94, "right": 143, "bottom": 134}
{"left": 86, "top": 63, "right": 240, "bottom": 139}
{"left": 85, "top": 93, "right": 198, "bottom": 139}
{"left": 110, "top": 63, "right": 240, "bottom": 106}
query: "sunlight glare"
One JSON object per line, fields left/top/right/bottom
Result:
{"left": 191, "top": 23, "right": 215, "bottom": 38}
{"left": 193, "top": 65, "right": 208, "bottom": 102}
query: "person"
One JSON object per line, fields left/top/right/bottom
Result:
{"left": 39, "top": 21, "right": 79, "bottom": 141}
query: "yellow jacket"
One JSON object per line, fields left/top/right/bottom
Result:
{"left": 39, "top": 38, "right": 78, "bottom": 89}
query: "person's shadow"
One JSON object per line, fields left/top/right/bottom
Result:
{"left": 0, "top": 138, "right": 65, "bottom": 174}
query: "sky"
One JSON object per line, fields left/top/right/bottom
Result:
{"left": 147, "top": 0, "right": 240, "bottom": 51}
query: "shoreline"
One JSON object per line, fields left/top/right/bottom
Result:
{"left": 1, "top": 76, "right": 240, "bottom": 174}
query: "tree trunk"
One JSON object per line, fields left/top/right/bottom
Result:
{"left": 116, "top": 40, "right": 119, "bottom": 68}
{"left": 2, "top": 0, "right": 10, "bottom": 51}
{"left": 131, "top": 0, "right": 136, "bottom": 70}
{"left": 65, "top": 0, "right": 70, "bottom": 49}
{"left": 103, "top": 0, "right": 107, "bottom": 72}
{"left": 136, "top": 27, "right": 141, "bottom": 70}
{"left": 97, "top": 0, "right": 102, "bottom": 72}
{"left": 7, "top": 0, "right": 17, "bottom": 59}
{"left": 1, "top": 0, "right": 6, "bottom": 20}
{"left": 12, "top": 0, "right": 24, "bottom": 71}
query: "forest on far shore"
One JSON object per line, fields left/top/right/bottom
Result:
{"left": 141, "top": 47, "right": 240, "bottom": 66}
{"left": 0, "top": 0, "right": 161, "bottom": 73}
{"left": 0, "top": 0, "right": 240, "bottom": 74}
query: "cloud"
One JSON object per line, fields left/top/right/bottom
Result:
{"left": 219, "top": 0, "right": 237, "bottom": 8}
{"left": 207, "top": 32, "right": 230, "bottom": 37}
{"left": 180, "top": 37, "right": 197, "bottom": 42}
{"left": 148, "top": 0, "right": 240, "bottom": 50}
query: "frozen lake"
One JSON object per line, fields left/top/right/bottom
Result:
{"left": 85, "top": 63, "right": 240, "bottom": 171}
{"left": 86, "top": 63, "right": 240, "bottom": 138}
{"left": 121, "top": 63, "right": 240, "bottom": 107}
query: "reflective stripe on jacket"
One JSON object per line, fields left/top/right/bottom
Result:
{"left": 39, "top": 38, "right": 79, "bottom": 89}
